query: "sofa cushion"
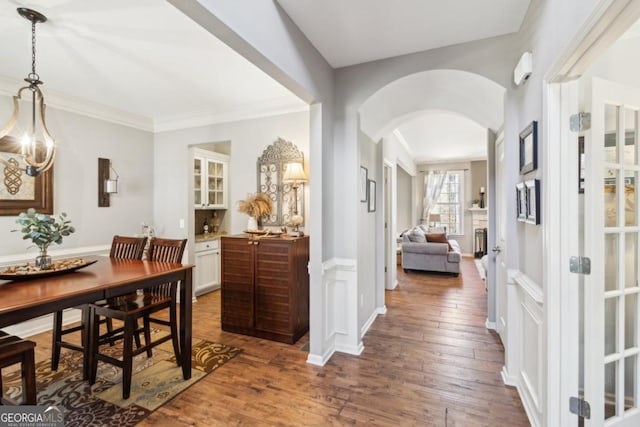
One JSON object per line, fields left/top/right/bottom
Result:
{"left": 449, "top": 239, "right": 461, "bottom": 253}
{"left": 402, "top": 242, "right": 449, "bottom": 255}
{"left": 425, "top": 232, "right": 453, "bottom": 251}
{"left": 407, "top": 228, "right": 427, "bottom": 243}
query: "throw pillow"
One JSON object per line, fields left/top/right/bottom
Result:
{"left": 426, "top": 232, "right": 453, "bottom": 251}
{"left": 408, "top": 228, "right": 427, "bottom": 243}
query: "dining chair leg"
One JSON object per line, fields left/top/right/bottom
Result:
{"left": 106, "top": 318, "right": 115, "bottom": 346}
{"left": 21, "top": 347, "right": 37, "bottom": 405}
{"left": 122, "top": 319, "right": 135, "bottom": 400}
{"left": 133, "top": 319, "right": 142, "bottom": 350}
{"left": 51, "top": 310, "right": 63, "bottom": 371}
{"left": 143, "top": 316, "right": 153, "bottom": 358}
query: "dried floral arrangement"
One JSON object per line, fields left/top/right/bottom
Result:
{"left": 237, "top": 192, "right": 273, "bottom": 219}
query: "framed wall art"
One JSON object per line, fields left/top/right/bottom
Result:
{"left": 516, "top": 181, "right": 527, "bottom": 222}
{"left": 519, "top": 120, "right": 538, "bottom": 175}
{"left": 368, "top": 179, "right": 376, "bottom": 212}
{"left": 360, "top": 166, "right": 368, "bottom": 202}
{"left": 0, "top": 136, "right": 53, "bottom": 215}
{"left": 525, "top": 179, "right": 541, "bottom": 225}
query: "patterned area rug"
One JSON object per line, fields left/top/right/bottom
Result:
{"left": 2, "top": 332, "right": 242, "bottom": 426}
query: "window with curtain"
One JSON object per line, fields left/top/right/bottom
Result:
{"left": 432, "top": 171, "right": 464, "bottom": 235}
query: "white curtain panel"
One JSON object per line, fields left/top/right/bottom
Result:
{"left": 422, "top": 170, "right": 446, "bottom": 221}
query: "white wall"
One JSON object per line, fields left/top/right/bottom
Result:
{"left": 396, "top": 166, "right": 413, "bottom": 233}
{"left": 153, "top": 111, "right": 309, "bottom": 258}
{"left": 0, "top": 97, "right": 154, "bottom": 256}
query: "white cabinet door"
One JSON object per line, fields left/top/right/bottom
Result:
{"left": 192, "top": 150, "right": 229, "bottom": 210}
{"left": 194, "top": 239, "right": 221, "bottom": 296}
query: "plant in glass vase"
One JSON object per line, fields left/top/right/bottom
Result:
{"left": 13, "top": 208, "right": 76, "bottom": 269}
{"left": 237, "top": 192, "right": 273, "bottom": 231}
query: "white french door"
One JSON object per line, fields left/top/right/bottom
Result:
{"left": 495, "top": 132, "right": 507, "bottom": 339}
{"left": 584, "top": 77, "right": 640, "bottom": 426}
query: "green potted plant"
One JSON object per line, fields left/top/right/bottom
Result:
{"left": 13, "top": 208, "right": 76, "bottom": 269}
{"left": 471, "top": 199, "right": 480, "bottom": 208}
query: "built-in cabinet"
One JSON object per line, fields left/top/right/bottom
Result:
{"left": 220, "top": 235, "right": 309, "bottom": 344}
{"left": 193, "top": 149, "right": 229, "bottom": 209}
{"left": 194, "top": 239, "right": 221, "bottom": 296}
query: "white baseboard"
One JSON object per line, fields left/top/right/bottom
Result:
{"left": 361, "top": 309, "right": 378, "bottom": 336}
{"left": 307, "top": 346, "right": 335, "bottom": 366}
{"left": 485, "top": 319, "right": 497, "bottom": 330}
{"left": 501, "top": 366, "right": 518, "bottom": 387}
{"left": 335, "top": 342, "right": 364, "bottom": 356}
{"left": 377, "top": 305, "right": 387, "bottom": 315}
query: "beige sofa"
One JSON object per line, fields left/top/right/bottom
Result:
{"left": 401, "top": 225, "right": 461, "bottom": 275}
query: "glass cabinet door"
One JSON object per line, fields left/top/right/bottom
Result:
{"left": 194, "top": 157, "right": 203, "bottom": 207}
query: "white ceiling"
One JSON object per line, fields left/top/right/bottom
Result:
{"left": 277, "top": 0, "right": 531, "bottom": 68}
{"left": 0, "top": 0, "right": 307, "bottom": 132}
{"left": 0, "top": 1, "right": 530, "bottom": 161}
{"left": 394, "top": 112, "right": 488, "bottom": 163}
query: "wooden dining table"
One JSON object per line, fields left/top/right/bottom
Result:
{"left": 0, "top": 256, "right": 194, "bottom": 381}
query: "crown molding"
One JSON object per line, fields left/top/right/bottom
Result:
{"left": 0, "top": 75, "right": 154, "bottom": 132}
{"left": 391, "top": 129, "right": 414, "bottom": 157}
{"left": 153, "top": 98, "right": 309, "bottom": 133}
{"left": 0, "top": 75, "right": 309, "bottom": 134}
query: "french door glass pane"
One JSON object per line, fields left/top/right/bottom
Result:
{"left": 625, "top": 293, "right": 638, "bottom": 349}
{"left": 625, "top": 355, "right": 637, "bottom": 411}
{"left": 626, "top": 232, "right": 638, "bottom": 289}
{"left": 605, "top": 297, "right": 618, "bottom": 356}
{"left": 606, "top": 233, "right": 619, "bottom": 292}
{"left": 605, "top": 169, "right": 619, "bottom": 228}
{"left": 626, "top": 171, "right": 638, "bottom": 226}
{"left": 605, "top": 361, "right": 618, "bottom": 420}
{"left": 624, "top": 108, "right": 637, "bottom": 166}
{"left": 605, "top": 104, "right": 619, "bottom": 162}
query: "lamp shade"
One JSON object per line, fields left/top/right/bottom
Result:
{"left": 429, "top": 213, "right": 441, "bottom": 223}
{"left": 283, "top": 162, "right": 307, "bottom": 183}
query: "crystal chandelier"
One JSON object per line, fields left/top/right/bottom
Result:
{"left": 0, "top": 8, "right": 55, "bottom": 177}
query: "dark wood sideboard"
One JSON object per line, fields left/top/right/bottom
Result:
{"left": 220, "top": 235, "right": 309, "bottom": 344}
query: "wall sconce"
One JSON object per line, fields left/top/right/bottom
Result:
{"left": 98, "top": 158, "right": 119, "bottom": 207}
{"left": 283, "top": 162, "right": 308, "bottom": 236}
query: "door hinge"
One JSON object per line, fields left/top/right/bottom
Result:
{"left": 569, "top": 396, "right": 591, "bottom": 419}
{"left": 570, "top": 112, "right": 591, "bottom": 132}
{"left": 384, "top": 266, "right": 387, "bottom": 273}
{"left": 570, "top": 256, "right": 591, "bottom": 274}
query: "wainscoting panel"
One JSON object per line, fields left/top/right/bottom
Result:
{"left": 502, "top": 270, "right": 544, "bottom": 427}
{"left": 321, "top": 258, "right": 363, "bottom": 356}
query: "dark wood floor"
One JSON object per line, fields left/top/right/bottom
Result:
{"left": 19, "top": 257, "right": 529, "bottom": 426}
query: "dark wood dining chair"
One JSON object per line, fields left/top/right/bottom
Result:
{"left": 0, "top": 331, "right": 36, "bottom": 405}
{"left": 51, "top": 235, "right": 147, "bottom": 373}
{"left": 89, "top": 238, "right": 187, "bottom": 399}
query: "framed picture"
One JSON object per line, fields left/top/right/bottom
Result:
{"left": 368, "top": 179, "right": 376, "bottom": 212}
{"left": 360, "top": 166, "right": 368, "bottom": 202}
{"left": 525, "top": 179, "right": 541, "bottom": 225}
{"left": 578, "top": 136, "right": 585, "bottom": 193}
{"left": 0, "top": 136, "right": 53, "bottom": 216}
{"left": 519, "top": 121, "right": 538, "bottom": 175}
{"left": 516, "top": 182, "right": 527, "bottom": 222}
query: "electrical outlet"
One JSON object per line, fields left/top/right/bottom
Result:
{"left": 179, "top": 218, "right": 185, "bottom": 229}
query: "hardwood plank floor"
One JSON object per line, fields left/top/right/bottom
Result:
{"left": 16, "top": 257, "right": 529, "bottom": 426}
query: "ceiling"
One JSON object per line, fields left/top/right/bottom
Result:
{"left": 0, "top": 1, "right": 531, "bottom": 160}
{"left": 0, "top": 0, "right": 307, "bottom": 132}
{"left": 394, "top": 112, "right": 488, "bottom": 163}
{"left": 277, "top": 0, "right": 531, "bottom": 68}
{"left": 277, "top": 0, "right": 529, "bottom": 163}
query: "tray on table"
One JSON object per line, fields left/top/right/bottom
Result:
{"left": 0, "top": 258, "right": 97, "bottom": 281}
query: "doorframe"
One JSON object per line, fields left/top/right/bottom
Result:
{"left": 544, "top": 1, "right": 640, "bottom": 425}
{"left": 383, "top": 160, "right": 395, "bottom": 291}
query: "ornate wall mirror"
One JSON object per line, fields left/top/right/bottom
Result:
{"left": 257, "top": 138, "right": 305, "bottom": 226}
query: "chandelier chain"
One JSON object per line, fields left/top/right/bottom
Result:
{"left": 31, "top": 19, "right": 38, "bottom": 79}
